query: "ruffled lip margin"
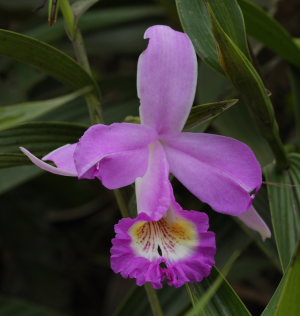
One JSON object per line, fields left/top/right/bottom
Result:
{"left": 110, "top": 207, "right": 216, "bottom": 289}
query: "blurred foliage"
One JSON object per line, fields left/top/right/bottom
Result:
{"left": 0, "top": 0, "right": 300, "bottom": 315}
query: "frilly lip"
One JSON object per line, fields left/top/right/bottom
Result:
{"left": 110, "top": 200, "right": 216, "bottom": 289}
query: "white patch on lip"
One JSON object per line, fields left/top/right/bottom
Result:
{"left": 129, "top": 211, "right": 199, "bottom": 262}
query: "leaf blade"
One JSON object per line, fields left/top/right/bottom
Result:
{"left": 238, "top": 0, "right": 300, "bottom": 67}
{"left": 264, "top": 154, "right": 300, "bottom": 270}
{"left": 184, "top": 99, "right": 238, "bottom": 130}
{"left": 0, "top": 29, "right": 98, "bottom": 93}
{"left": 0, "top": 88, "right": 90, "bottom": 131}
{"left": 0, "top": 122, "right": 87, "bottom": 168}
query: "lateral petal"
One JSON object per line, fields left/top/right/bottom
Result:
{"left": 74, "top": 123, "right": 157, "bottom": 188}
{"left": 95, "top": 148, "right": 150, "bottom": 189}
{"left": 163, "top": 132, "right": 262, "bottom": 215}
{"left": 20, "top": 144, "right": 77, "bottom": 177}
{"left": 137, "top": 25, "right": 197, "bottom": 134}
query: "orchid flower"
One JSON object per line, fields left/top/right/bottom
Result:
{"left": 20, "top": 25, "right": 270, "bottom": 239}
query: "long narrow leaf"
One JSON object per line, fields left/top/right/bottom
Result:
{"left": 184, "top": 99, "right": 238, "bottom": 130}
{"left": 0, "top": 122, "right": 87, "bottom": 168}
{"left": 0, "top": 88, "right": 90, "bottom": 131}
{"left": 205, "top": 1, "right": 288, "bottom": 169}
{"left": 264, "top": 154, "right": 300, "bottom": 270}
{"left": 186, "top": 266, "right": 252, "bottom": 316}
{"left": 261, "top": 239, "right": 300, "bottom": 316}
{"left": 238, "top": 0, "right": 300, "bottom": 68}
{"left": 0, "top": 29, "right": 98, "bottom": 94}
{"left": 176, "top": 0, "right": 250, "bottom": 74}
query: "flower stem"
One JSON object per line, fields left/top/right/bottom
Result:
{"left": 113, "top": 189, "right": 131, "bottom": 218}
{"left": 144, "top": 283, "right": 164, "bottom": 316}
{"left": 59, "top": 0, "right": 103, "bottom": 124}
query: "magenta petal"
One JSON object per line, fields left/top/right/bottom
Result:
{"left": 20, "top": 145, "right": 77, "bottom": 177}
{"left": 110, "top": 201, "right": 216, "bottom": 289}
{"left": 74, "top": 123, "right": 157, "bottom": 188}
{"left": 163, "top": 133, "right": 262, "bottom": 215}
{"left": 135, "top": 141, "right": 170, "bottom": 220}
{"left": 238, "top": 206, "right": 271, "bottom": 241}
{"left": 137, "top": 25, "right": 197, "bottom": 134}
{"left": 95, "top": 148, "right": 149, "bottom": 189}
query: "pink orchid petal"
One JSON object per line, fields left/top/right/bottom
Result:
{"left": 95, "top": 148, "right": 149, "bottom": 189}
{"left": 74, "top": 123, "right": 157, "bottom": 187}
{"left": 137, "top": 25, "right": 197, "bottom": 134}
{"left": 135, "top": 141, "right": 170, "bottom": 220}
{"left": 238, "top": 206, "right": 271, "bottom": 241}
{"left": 20, "top": 146, "right": 77, "bottom": 177}
{"left": 163, "top": 133, "right": 262, "bottom": 215}
{"left": 110, "top": 199, "right": 216, "bottom": 289}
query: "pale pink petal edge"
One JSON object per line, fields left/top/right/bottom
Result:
{"left": 20, "top": 147, "right": 77, "bottom": 177}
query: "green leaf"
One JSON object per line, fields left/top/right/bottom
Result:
{"left": 186, "top": 265, "right": 252, "bottom": 316}
{"left": 176, "top": 0, "right": 221, "bottom": 73}
{"left": 0, "top": 88, "right": 90, "bottom": 131}
{"left": 205, "top": 0, "right": 250, "bottom": 59}
{"left": 0, "top": 122, "right": 87, "bottom": 168}
{"left": 0, "top": 29, "right": 98, "bottom": 93}
{"left": 184, "top": 99, "right": 238, "bottom": 130}
{"left": 238, "top": 0, "right": 300, "bottom": 68}
{"left": 0, "top": 297, "right": 64, "bottom": 315}
{"left": 176, "top": 0, "right": 250, "bottom": 74}
{"left": 205, "top": 2, "right": 288, "bottom": 169}
{"left": 264, "top": 153, "right": 300, "bottom": 271}
{"left": 261, "top": 239, "right": 300, "bottom": 316}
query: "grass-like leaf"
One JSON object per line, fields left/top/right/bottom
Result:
{"left": 0, "top": 122, "right": 87, "bottom": 168}
{"left": 0, "top": 88, "right": 90, "bottom": 131}
{"left": 265, "top": 154, "right": 300, "bottom": 271}
{"left": 261, "top": 239, "right": 300, "bottom": 316}
{"left": 0, "top": 29, "right": 99, "bottom": 94}
{"left": 176, "top": 0, "right": 250, "bottom": 74}
{"left": 238, "top": 0, "right": 300, "bottom": 68}
{"left": 185, "top": 263, "right": 252, "bottom": 316}
{"left": 184, "top": 99, "right": 238, "bottom": 130}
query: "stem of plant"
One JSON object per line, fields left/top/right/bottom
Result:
{"left": 145, "top": 283, "right": 165, "bottom": 316}
{"left": 59, "top": 2, "right": 164, "bottom": 315}
{"left": 59, "top": 0, "right": 103, "bottom": 125}
{"left": 113, "top": 189, "right": 130, "bottom": 218}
